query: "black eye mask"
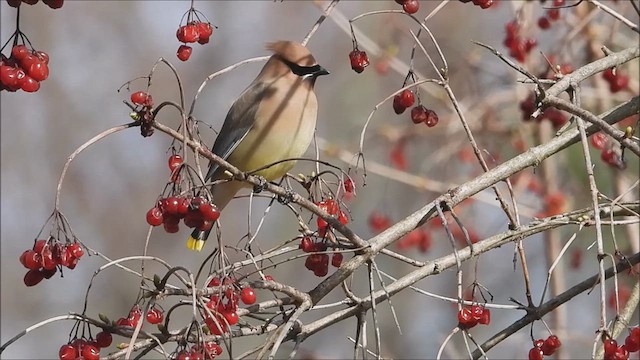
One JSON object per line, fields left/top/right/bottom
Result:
{"left": 280, "top": 58, "right": 329, "bottom": 78}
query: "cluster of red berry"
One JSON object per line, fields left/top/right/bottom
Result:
{"left": 129, "top": 90, "right": 155, "bottom": 137}
{"left": 5, "top": 0, "right": 63, "bottom": 8}
{"left": 315, "top": 198, "right": 349, "bottom": 238}
{"left": 602, "top": 68, "right": 630, "bottom": 93}
{"left": 203, "top": 278, "right": 256, "bottom": 336}
{"left": 457, "top": 304, "right": 491, "bottom": 329}
{"left": 537, "top": 0, "right": 564, "bottom": 29}
{"left": 537, "top": 192, "right": 566, "bottom": 217}
{"left": 503, "top": 20, "right": 538, "bottom": 63}
{"left": 174, "top": 341, "right": 223, "bottom": 360}
{"left": 393, "top": 89, "right": 415, "bottom": 114}
{"left": 58, "top": 333, "right": 112, "bottom": 360}
{"left": 348, "top": 49, "right": 370, "bottom": 73}
{"left": 342, "top": 178, "right": 355, "bottom": 200}
{"left": 20, "top": 239, "right": 84, "bottom": 286}
{"left": 397, "top": 227, "right": 432, "bottom": 253}
{"left": 411, "top": 105, "right": 439, "bottom": 127}
{"left": 519, "top": 94, "right": 567, "bottom": 129}
{"left": 528, "top": 335, "right": 562, "bottom": 360}
{"left": 603, "top": 328, "right": 640, "bottom": 360}
{"left": 300, "top": 237, "right": 343, "bottom": 277}
{"left": 368, "top": 211, "right": 392, "bottom": 234}
{"left": 115, "top": 304, "right": 164, "bottom": 327}
{"left": 394, "top": 0, "right": 419, "bottom": 14}
{"left": 146, "top": 195, "right": 221, "bottom": 234}
{"left": 459, "top": 0, "right": 494, "bottom": 9}
{"left": 392, "top": 88, "right": 440, "bottom": 127}
{"left": 590, "top": 132, "right": 626, "bottom": 170}
{"left": 1, "top": 45, "right": 50, "bottom": 92}
{"left": 176, "top": 20, "right": 214, "bottom": 61}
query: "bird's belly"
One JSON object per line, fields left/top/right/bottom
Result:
{"left": 227, "top": 108, "right": 316, "bottom": 181}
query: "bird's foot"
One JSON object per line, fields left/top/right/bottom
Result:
{"left": 252, "top": 176, "right": 268, "bottom": 193}
{"left": 277, "top": 187, "right": 296, "bottom": 205}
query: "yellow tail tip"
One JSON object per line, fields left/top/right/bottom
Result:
{"left": 186, "top": 236, "right": 205, "bottom": 252}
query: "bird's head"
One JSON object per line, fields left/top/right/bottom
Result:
{"left": 265, "top": 41, "right": 329, "bottom": 79}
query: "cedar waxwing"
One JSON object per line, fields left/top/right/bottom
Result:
{"left": 187, "top": 41, "right": 329, "bottom": 251}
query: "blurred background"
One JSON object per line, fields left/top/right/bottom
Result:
{"left": 1, "top": 1, "right": 638, "bottom": 359}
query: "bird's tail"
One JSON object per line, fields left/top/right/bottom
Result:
{"left": 185, "top": 180, "right": 245, "bottom": 251}
{"left": 186, "top": 228, "right": 212, "bottom": 252}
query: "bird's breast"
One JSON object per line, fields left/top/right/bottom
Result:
{"left": 227, "top": 79, "right": 318, "bottom": 181}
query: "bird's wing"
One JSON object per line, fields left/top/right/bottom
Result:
{"left": 205, "top": 81, "right": 273, "bottom": 182}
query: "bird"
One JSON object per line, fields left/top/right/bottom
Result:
{"left": 186, "top": 40, "right": 329, "bottom": 251}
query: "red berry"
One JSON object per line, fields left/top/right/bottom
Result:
{"left": 368, "top": 211, "right": 391, "bottom": 233}
{"left": 403, "top": 0, "right": 419, "bottom": 13}
{"left": 199, "top": 203, "right": 220, "bottom": 222}
{"left": 605, "top": 339, "right": 618, "bottom": 357}
{"left": 410, "top": 105, "right": 427, "bottom": 124}
{"left": 163, "top": 222, "right": 179, "bottom": 233}
{"left": 478, "top": 307, "right": 490, "bottom": 325}
{"left": 146, "top": 307, "right": 164, "bottom": 324}
{"left": 67, "top": 242, "right": 84, "bottom": 259}
{"left": 398, "top": 89, "right": 415, "bottom": 108}
{"left": 59, "top": 344, "right": 78, "bottom": 360}
{"left": 609, "top": 74, "right": 629, "bottom": 93}
{"left": 196, "top": 22, "right": 213, "bottom": 41}
{"left": 26, "top": 61, "right": 48, "bottom": 81}
{"left": 22, "top": 0, "right": 38, "bottom": 4}
{"left": 176, "top": 197, "right": 190, "bottom": 216}
{"left": 1, "top": 65, "right": 19, "bottom": 88}
{"left": 240, "top": 287, "right": 256, "bottom": 305}
{"left": 81, "top": 344, "right": 100, "bottom": 360}
{"left": 183, "top": 210, "right": 203, "bottom": 228}
{"left": 175, "top": 350, "right": 190, "bottom": 360}
{"left": 528, "top": 347, "right": 544, "bottom": 360}
{"left": 95, "top": 331, "right": 112, "bottom": 348}
{"left": 590, "top": 132, "right": 608, "bottom": 150}
{"left": 23, "top": 250, "right": 42, "bottom": 270}
{"left": 177, "top": 45, "right": 193, "bottom": 61}
{"left": 203, "top": 342, "right": 223, "bottom": 357}
{"left": 611, "top": 346, "right": 630, "bottom": 360}
{"left": 624, "top": 333, "right": 639, "bottom": 353}
{"left": 20, "top": 75, "right": 40, "bottom": 92}
{"left": 130, "top": 91, "right": 149, "bottom": 106}
{"left": 23, "top": 269, "right": 45, "bottom": 286}
{"left": 168, "top": 154, "right": 183, "bottom": 172}
{"left": 163, "top": 196, "right": 180, "bottom": 214}
{"left": 538, "top": 16, "right": 551, "bottom": 29}
{"left": 146, "top": 206, "right": 163, "bottom": 226}
{"left": 348, "top": 50, "right": 370, "bottom": 73}
{"left": 603, "top": 68, "right": 616, "bottom": 81}
{"left": 601, "top": 149, "right": 617, "bottom": 165}
{"left": 222, "top": 310, "right": 238, "bottom": 325}
{"left": 343, "top": 178, "right": 354, "bottom": 193}
{"left": 6, "top": 0, "right": 21, "bottom": 7}
{"left": 41, "top": 247, "right": 57, "bottom": 270}
{"left": 542, "top": 335, "right": 561, "bottom": 355}
{"left": 43, "top": 0, "right": 64, "bottom": 9}
{"left": 11, "top": 45, "right": 30, "bottom": 60}
{"left": 393, "top": 95, "right": 407, "bottom": 114}
{"left": 424, "top": 108, "right": 439, "bottom": 127}
{"left": 299, "top": 236, "right": 314, "bottom": 252}
{"left": 457, "top": 308, "right": 478, "bottom": 328}
{"left": 331, "top": 252, "right": 343, "bottom": 267}
{"left": 176, "top": 25, "right": 200, "bottom": 43}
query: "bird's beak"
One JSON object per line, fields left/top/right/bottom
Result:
{"left": 314, "top": 66, "right": 330, "bottom": 77}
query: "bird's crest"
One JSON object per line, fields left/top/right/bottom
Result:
{"left": 266, "top": 41, "right": 316, "bottom": 66}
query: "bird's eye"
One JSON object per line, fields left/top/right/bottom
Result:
{"left": 280, "top": 58, "right": 326, "bottom": 77}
